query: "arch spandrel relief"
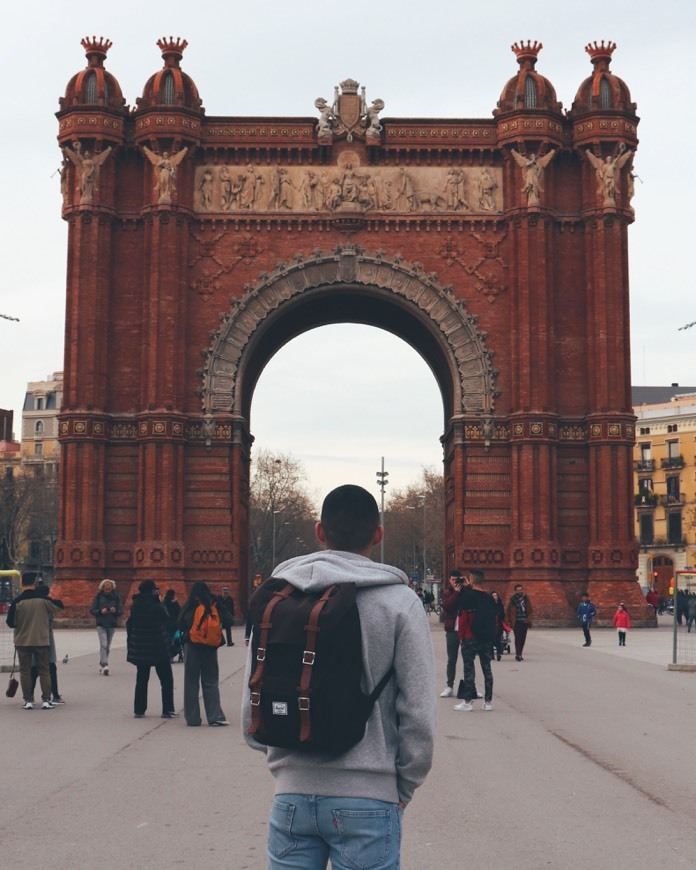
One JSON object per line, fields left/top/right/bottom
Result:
{"left": 192, "top": 157, "right": 503, "bottom": 216}
{"left": 200, "top": 247, "right": 499, "bottom": 422}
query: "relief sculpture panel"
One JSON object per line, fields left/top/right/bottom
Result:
{"left": 192, "top": 156, "right": 503, "bottom": 216}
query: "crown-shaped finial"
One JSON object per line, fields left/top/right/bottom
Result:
{"left": 81, "top": 36, "right": 112, "bottom": 62}
{"left": 511, "top": 40, "right": 543, "bottom": 66}
{"left": 157, "top": 37, "right": 188, "bottom": 62}
{"left": 585, "top": 40, "right": 617, "bottom": 64}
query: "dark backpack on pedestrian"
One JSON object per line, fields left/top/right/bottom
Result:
{"left": 247, "top": 578, "right": 393, "bottom": 756}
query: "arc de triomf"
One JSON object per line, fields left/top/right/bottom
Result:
{"left": 53, "top": 36, "right": 652, "bottom": 624}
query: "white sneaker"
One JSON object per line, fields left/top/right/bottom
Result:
{"left": 41, "top": 701, "right": 55, "bottom": 709}
{"left": 454, "top": 701, "right": 473, "bottom": 711}
{"left": 102, "top": 666, "right": 109, "bottom": 676}
{"left": 483, "top": 702, "right": 493, "bottom": 711}
{"left": 22, "top": 701, "right": 34, "bottom": 710}
{"left": 440, "top": 686, "right": 453, "bottom": 697}
{"left": 477, "top": 692, "right": 484, "bottom": 699}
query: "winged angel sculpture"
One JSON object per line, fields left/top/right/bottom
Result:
{"left": 584, "top": 148, "right": 633, "bottom": 208}
{"left": 142, "top": 145, "right": 189, "bottom": 204}
{"left": 510, "top": 148, "right": 556, "bottom": 207}
{"left": 62, "top": 142, "right": 112, "bottom": 205}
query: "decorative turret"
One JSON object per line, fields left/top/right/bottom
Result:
{"left": 59, "top": 37, "right": 126, "bottom": 111}
{"left": 137, "top": 37, "right": 203, "bottom": 110}
{"left": 571, "top": 41, "right": 636, "bottom": 114}
{"left": 495, "top": 41, "right": 562, "bottom": 115}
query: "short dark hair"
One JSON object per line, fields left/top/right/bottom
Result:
{"left": 449, "top": 569, "right": 462, "bottom": 579}
{"left": 21, "top": 572, "right": 38, "bottom": 587}
{"left": 514, "top": 584, "right": 523, "bottom": 591}
{"left": 581, "top": 591, "right": 589, "bottom": 598}
{"left": 138, "top": 579, "right": 156, "bottom": 594}
{"left": 470, "top": 569, "right": 484, "bottom": 585}
{"left": 320, "top": 485, "right": 380, "bottom": 552}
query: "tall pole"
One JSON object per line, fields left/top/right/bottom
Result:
{"left": 420, "top": 494, "right": 427, "bottom": 584}
{"left": 272, "top": 509, "right": 280, "bottom": 572}
{"left": 376, "top": 457, "right": 389, "bottom": 563}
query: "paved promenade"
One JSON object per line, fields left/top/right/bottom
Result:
{"left": 1, "top": 617, "right": 694, "bottom": 869}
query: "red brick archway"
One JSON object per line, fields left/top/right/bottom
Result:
{"left": 52, "top": 37, "right": 654, "bottom": 624}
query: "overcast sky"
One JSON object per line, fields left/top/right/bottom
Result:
{"left": 2, "top": 1, "right": 694, "bottom": 506}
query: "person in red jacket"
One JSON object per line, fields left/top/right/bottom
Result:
{"left": 439, "top": 570, "right": 464, "bottom": 697}
{"left": 612, "top": 603, "right": 631, "bottom": 646}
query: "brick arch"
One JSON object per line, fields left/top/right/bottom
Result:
{"left": 200, "top": 245, "right": 498, "bottom": 422}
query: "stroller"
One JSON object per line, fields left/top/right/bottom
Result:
{"left": 495, "top": 623, "right": 512, "bottom": 660}
{"left": 171, "top": 629, "right": 185, "bottom": 663}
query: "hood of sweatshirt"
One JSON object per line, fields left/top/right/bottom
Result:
{"left": 272, "top": 549, "right": 407, "bottom": 594}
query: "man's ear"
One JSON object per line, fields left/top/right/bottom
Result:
{"left": 371, "top": 525, "right": 384, "bottom": 548}
{"left": 315, "top": 521, "right": 327, "bottom": 546}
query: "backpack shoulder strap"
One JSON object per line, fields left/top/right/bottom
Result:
{"left": 369, "top": 664, "right": 395, "bottom": 703}
{"left": 247, "top": 581, "right": 294, "bottom": 737}
{"left": 297, "top": 585, "right": 336, "bottom": 743}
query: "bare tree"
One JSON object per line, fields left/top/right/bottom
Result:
{"left": 249, "top": 450, "right": 317, "bottom": 582}
{"left": 0, "top": 470, "right": 58, "bottom": 574}
{"left": 384, "top": 466, "right": 444, "bottom": 580}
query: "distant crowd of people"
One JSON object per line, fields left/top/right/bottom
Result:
{"left": 6, "top": 572, "right": 237, "bottom": 723}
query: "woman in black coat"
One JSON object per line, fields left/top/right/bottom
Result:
{"left": 126, "top": 580, "right": 176, "bottom": 718}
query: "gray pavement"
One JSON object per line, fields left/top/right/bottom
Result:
{"left": 1, "top": 617, "right": 695, "bottom": 869}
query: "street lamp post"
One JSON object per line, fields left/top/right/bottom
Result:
{"left": 272, "top": 509, "right": 281, "bottom": 572}
{"left": 419, "top": 494, "right": 427, "bottom": 585}
{"left": 375, "top": 457, "right": 389, "bottom": 563}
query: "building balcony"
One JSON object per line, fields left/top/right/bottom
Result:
{"left": 658, "top": 493, "right": 684, "bottom": 506}
{"left": 637, "top": 538, "right": 688, "bottom": 551}
{"left": 635, "top": 459, "right": 655, "bottom": 472}
{"left": 634, "top": 493, "right": 657, "bottom": 507}
{"left": 661, "top": 456, "right": 684, "bottom": 469}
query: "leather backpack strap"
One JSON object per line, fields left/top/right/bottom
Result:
{"left": 247, "top": 582, "right": 293, "bottom": 737}
{"left": 297, "top": 585, "right": 336, "bottom": 743}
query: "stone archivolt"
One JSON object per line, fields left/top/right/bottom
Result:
{"left": 192, "top": 162, "right": 502, "bottom": 216}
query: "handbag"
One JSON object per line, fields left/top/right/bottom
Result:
{"left": 6, "top": 651, "right": 18, "bottom": 698}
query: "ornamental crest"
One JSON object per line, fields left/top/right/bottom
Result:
{"left": 315, "top": 79, "right": 384, "bottom": 142}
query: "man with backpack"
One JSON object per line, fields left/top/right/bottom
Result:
{"left": 242, "top": 484, "right": 436, "bottom": 869}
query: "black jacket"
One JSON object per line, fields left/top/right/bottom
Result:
{"left": 126, "top": 593, "right": 172, "bottom": 666}
{"left": 90, "top": 589, "right": 124, "bottom": 628}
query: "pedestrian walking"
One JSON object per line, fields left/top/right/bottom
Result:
{"left": 454, "top": 570, "right": 496, "bottom": 711}
{"left": 179, "top": 581, "right": 231, "bottom": 726}
{"left": 126, "top": 580, "right": 176, "bottom": 718}
{"left": 220, "top": 586, "right": 236, "bottom": 645}
{"left": 613, "top": 602, "right": 630, "bottom": 646}
{"left": 90, "top": 578, "right": 123, "bottom": 675}
{"left": 491, "top": 590, "right": 506, "bottom": 661}
{"left": 30, "top": 584, "right": 65, "bottom": 703}
{"left": 577, "top": 592, "right": 597, "bottom": 647}
{"left": 242, "top": 484, "right": 435, "bottom": 869}
{"left": 687, "top": 596, "right": 696, "bottom": 633}
{"left": 506, "top": 583, "right": 533, "bottom": 661}
{"left": 6, "top": 572, "right": 61, "bottom": 710}
{"left": 440, "top": 569, "right": 464, "bottom": 697}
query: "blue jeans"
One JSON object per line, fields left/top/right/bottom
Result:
{"left": 97, "top": 626, "right": 115, "bottom": 667}
{"left": 268, "top": 794, "right": 403, "bottom": 869}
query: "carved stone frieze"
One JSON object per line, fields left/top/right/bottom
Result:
{"left": 201, "top": 247, "right": 499, "bottom": 418}
{"left": 192, "top": 157, "right": 503, "bottom": 216}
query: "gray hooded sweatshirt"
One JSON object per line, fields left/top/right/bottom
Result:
{"left": 241, "top": 549, "right": 436, "bottom": 805}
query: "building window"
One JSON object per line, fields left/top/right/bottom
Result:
{"left": 34, "top": 443, "right": 43, "bottom": 456}
{"left": 85, "top": 71, "right": 97, "bottom": 103}
{"left": 35, "top": 420, "right": 44, "bottom": 435}
{"left": 667, "top": 512, "right": 682, "bottom": 545}
{"left": 162, "top": 72, "right": 175, "bottom": 104}
{"left": 666, "top": 476, "right": 680, "bottom": 502}
{"left": 599, "top": 77, "right": 612, "bottom": 109}
{"left": 640, "top": 443, "right": 651, "bottom": 460}
{"left": 667, "top": 440, "right": 679, "bottom": 459}
{"left": 639, "top": 477, "right": 653, "bottom": 493}
{"left": 639, "top": 427, "right": 650, "bottom": 435}
{"left": 36, "top": 397, "right": 44, "bottom": 410}
{"left": 639, "top": 514, "right": 653, "bottom": 545}
{"left": 667, "top": 424, "right": 678, "bottom": 433}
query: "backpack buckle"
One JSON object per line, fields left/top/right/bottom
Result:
{"left": 256, "top": 647, "right": 266, "bottom": 662}
{"left": 302, "top": 650, "right": 315, "bottom": 665}
{"left": 250, "top": 692, "right": 261, "bottom": 706}
{"left": 298, "top": 696, "right": 310, "bottom": 711}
